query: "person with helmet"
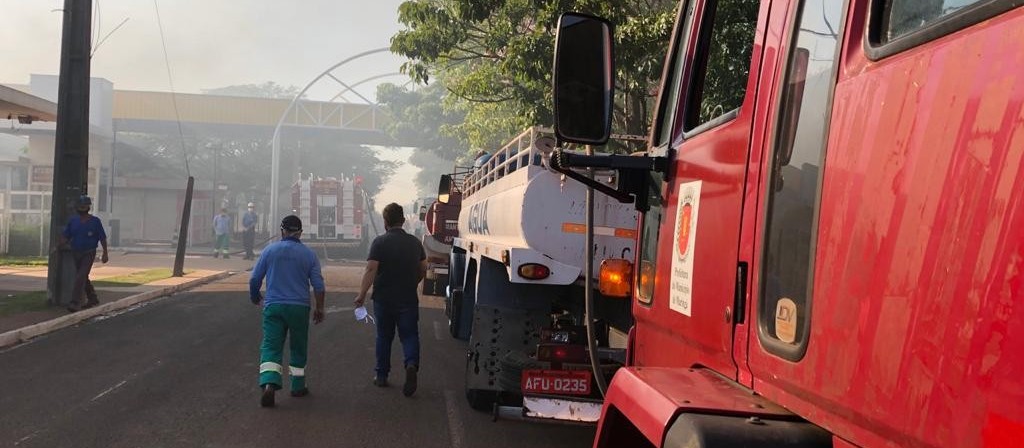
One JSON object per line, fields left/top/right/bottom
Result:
{"left": 242, "top": 203, "right": 258, "bottom": 260}
{"left": 249, "top": 215, "right": 326, "bottom": 408}
{"left": 57, "top": 195, "right": 108, "bottom": 312}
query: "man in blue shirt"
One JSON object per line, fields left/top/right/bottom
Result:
{"left": 58, "top": 195, "right": 108, "bottom": 312}
{"left": 249, "top": 215, "right": 326, "bottom": 407}
{"left": 212, "top": 208, "right": 231, "bottom": 259}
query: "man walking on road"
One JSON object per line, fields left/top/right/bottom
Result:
{"left": 213, "top": 208, "right": 231, "bottom": 259}
{"left": 242, "top": 203, "right": 258, "bottom": 260}
{"left": 355, "top": 203, "right": 426, "bottom": 397}
{"left": 250, "top": 215, "right": 326, "bottom": 408}
{"left": 57, "top": 195, "right": 109, "bottom": 312}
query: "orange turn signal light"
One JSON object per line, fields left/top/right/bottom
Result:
{"left": 518, "top": 263, "right": 551, "bottom": 280}
{"left": 599, "top": 258, "right": 633, "bottom": 298}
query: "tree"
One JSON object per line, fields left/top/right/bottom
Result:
{"left": 390, "top": 0, "right": 677, "bottom": 148}
{"left": 112, "top": 82, "right": 396, "bottom": 206}
{"left": 115, "top": 132, "right": 395, "bottom": 207}
{"left": 376, "top": 82, "right": 466, "bottom": 161}
{"left": 376, "top": 81, "right": 468, "bottom": 197}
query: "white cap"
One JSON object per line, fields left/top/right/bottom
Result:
{"left": 247, "top": 202, "right": 255, "bottom": 207}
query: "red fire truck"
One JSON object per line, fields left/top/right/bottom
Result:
{"left": 547, "top": 1, "right": 1024, "bottom": 447}
{"left": 290, "top": 174, "right": 366, "bottom": 257}
{"left": 420, "top": 193, "right": 461, "bottom": 297}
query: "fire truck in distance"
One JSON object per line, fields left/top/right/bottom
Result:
{"left": 547, "top": 1, "right": 1024, "bottom": 447}
{"left": 436, "top": 127, "right": 644, "bottom": 422}
{"left": 290, "top": 174, "right": 367, "bottom": 258}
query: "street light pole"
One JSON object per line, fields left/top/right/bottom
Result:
{"left": 46, "top": 0, "right": 93, "bottom": 306}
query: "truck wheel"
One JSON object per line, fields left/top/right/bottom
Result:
{"left": 466, "top": 388, "right": 499, "bottom": 412}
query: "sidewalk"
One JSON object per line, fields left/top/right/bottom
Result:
{"left": 0, "top": 252, "right": 251, "bottom": 335}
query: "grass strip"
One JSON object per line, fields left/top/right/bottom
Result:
{"left": 92, "top": 268, "right": 179, "bottom": 288}
{"left": 0, "top": 291, "right": 50, "bottom": 316}
{"left": 0, "top": 257, "right": 48, "bottom": 267}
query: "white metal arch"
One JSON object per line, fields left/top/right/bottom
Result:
{"left": 269, "top": 47, "right": 394, "bottom": 220}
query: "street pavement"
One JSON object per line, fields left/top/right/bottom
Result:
{"left": 0, "top": 267, "right": 595, "bottom": 448}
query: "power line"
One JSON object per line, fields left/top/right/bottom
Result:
{"left": 152, "top": 0, "right": 191, "bottom": 176}
{"left": 92, "top": 17, "right": 130, "bottom": 58}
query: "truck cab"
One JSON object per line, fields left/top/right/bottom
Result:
{"left": 552, "top": 1, "right": 1024, "bottom": 447}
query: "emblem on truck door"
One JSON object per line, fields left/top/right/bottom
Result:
{"left": 775, "top": 298, "right": 798, "bottom": 344}
{"left": 670, "top": 181, "right": 701, "bottom": 317}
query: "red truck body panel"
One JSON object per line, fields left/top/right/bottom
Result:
{"left": 746, "top": 3, "right": 1024, "bottom": 447}
{"left": 597, "top": 1, "right": 1024, "bottom": 447}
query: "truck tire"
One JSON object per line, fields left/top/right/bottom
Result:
{"left": 466, "top": 388, "right": 499, "bottom": 412}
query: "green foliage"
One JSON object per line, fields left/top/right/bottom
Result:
{"left": 0, "top": 256, "right": 47, "bottom": 267}
{"left": 390, "top": 0, "right": 677, "bottom": 146}
{"left": 376, "top": 82, "right": 466, "bottom": 161}
{"left": 115, "top": 131, "right": 396, "bottom": 202}
{"left": 695, "top": 0, "right": 759, "bottom": 124}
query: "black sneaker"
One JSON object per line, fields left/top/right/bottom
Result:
{"left": 290, "top": 388, "right": 309, "bottom": 397}
{"left": 260, "top": 385, "right": 276, "bottom": 408}
{"left": 403, "top": 365, "right": 418, "bottom": 397}
{"left": 84, "top": 299, "right": 100, "bottom": 309}
{"left": 66, "top": 303, "right": 82, "bottom": 313}
{"left": 373, "top": 377, "right": 388, "bottom": 387}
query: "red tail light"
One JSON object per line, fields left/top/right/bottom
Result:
{"left": 518, "top": 263, "right": 551, "bottom": 280}
{"left": 536, "top": 343, "right": 588, "bottom": 363}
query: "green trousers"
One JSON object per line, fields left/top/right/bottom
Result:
{"left": 259, "top": 304, "right": 310, "bottom": 391}
{"left": 215, "top": 234, "right": 230, "bottom": 255}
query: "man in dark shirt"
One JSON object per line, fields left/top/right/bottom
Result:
{"left": 355, "top": 203, "right": 426, "bottom": 397}
{"left": 57, "top": 195, "right": 108, "bottom": 312}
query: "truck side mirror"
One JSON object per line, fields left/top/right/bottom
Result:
{"left": 553, "top": 13, "right": 615, "bottom": 146}
{"left": 438, "top": 174, "right": 452, "bottom": 204}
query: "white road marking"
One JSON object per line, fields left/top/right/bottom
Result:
{"left": 14, "top": 431, "right": 39, "bottom": 446}
{"left": 443, "top": 389, "right": 465, "bottom": 448}
{"left": 433, "top": 321, "right": 443, "bottom": 341}
{"left": 325, "top": 306, "right": 355, "bottom": 315}
{"left": 91, "top": 380, "right": 128, "bottom": 402}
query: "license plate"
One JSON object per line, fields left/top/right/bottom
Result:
{"left": 522, "top": 370, "right": 591, "bottom": 396}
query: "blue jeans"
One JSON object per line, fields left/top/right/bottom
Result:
{"left": 373, "top": 302, "right": 420, "bottom": 378}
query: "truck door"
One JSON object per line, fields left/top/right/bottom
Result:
{"left": 631, "top": 0, "right": 773, "bottom": 380}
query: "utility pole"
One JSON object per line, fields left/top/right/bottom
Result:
{"left": 47, "top": 0, "right": 93, "bottom": 306}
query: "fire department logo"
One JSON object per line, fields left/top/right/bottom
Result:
{"left": 677, "top": 189, "right": 695, "bottom": 260}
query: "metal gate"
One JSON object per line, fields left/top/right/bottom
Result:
{"left": 0, "top": 190, "right": 52, "bottom": 256}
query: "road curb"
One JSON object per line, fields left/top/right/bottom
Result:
{"left": 0, "top": 271, "right": 234, "bottom": 349}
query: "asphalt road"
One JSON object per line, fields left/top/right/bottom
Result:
{"left": 0, "top": 270, "right": 594, "bottom": 448}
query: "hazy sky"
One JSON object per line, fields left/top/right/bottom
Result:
{"left": 0, "top": 0, "right": 408, "bottom": 99}
{"left": 0, "top": 0, "right": 420, "bottom": 208}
